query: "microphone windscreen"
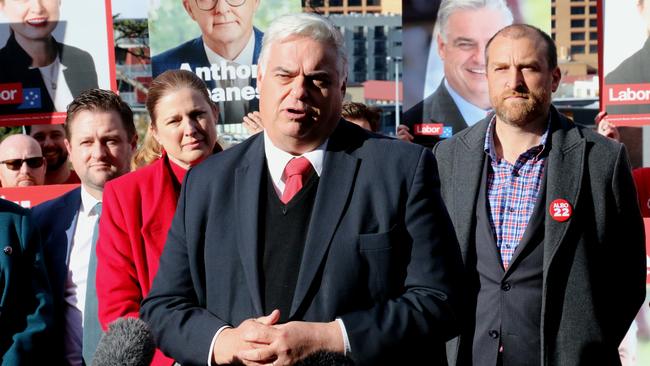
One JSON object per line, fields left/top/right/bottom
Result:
{"left": 92, "top": 317, "right": 156, "bottom": 366}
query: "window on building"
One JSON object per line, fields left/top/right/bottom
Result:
{"left": 353, "top": 58, "right": 366, "bottom": 72}
{"left": 571, "top": 32, "right": 585, "bottom": 41}
{"left": 348, "top": 0, "right": 362, "bottom": 6}
{"left": 589, "top": 31, "right": 598, "bottom": 40}
{"left": 367, "top": 0, "right": 381, "bottom": 5}
{"left": 329, "top": 0, "right": 343, "bottom": 6}
{"left": 590, "top": 19, "right": 597, "bottom": 27}
{"left": 571, "top": 6, "right": 585, "bottom": 14}
{"left": 374, "top": 26, "right": 386, "bottom": 39}
{"left": 571, "top": 19, "right": 585, "bottom": 27}
{"left": 551, "top": 6, "right": 555, "bottom": 15}
{"left": 552, "top": 20, "right": 555, "bottom": 29}
{"left": 589, "top": 6, "right": 597, "bottom": 14}
{"left": 571, "top": 45, "right": 585, "bottom": 54}
{"left": 552, "top": 32, "right": 556, "bottom": 40}
{"left": 589, "top": 44, "right": 598, "bottom": 54}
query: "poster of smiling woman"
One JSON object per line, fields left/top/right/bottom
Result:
{"left": 0, "top": 0, "right": 114, "bottom": 126}
{"left": 149, "top": 0, "right": 301, "bottom": 140}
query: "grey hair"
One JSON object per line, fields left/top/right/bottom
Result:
{"left": 258, "top": 13, "right": 348, "bottom": 81}
{"left": 434, "top": 0, "right": 514, "bottom": 42}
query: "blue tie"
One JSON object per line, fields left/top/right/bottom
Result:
{"left": 83, "top": 202, "right": 102, "bottom": 365}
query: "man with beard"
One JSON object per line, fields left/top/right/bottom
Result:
{"left": 433, "top": 24, "right": 646, "bottom": 365}
{"left": 32, "top": 89, "right": 137, "bottom": 365}
{"left": 0, "top": 134, "right": 46, "bottom": 187}
{"left": 27, "top": 124, "right": 80, "bottom": 184}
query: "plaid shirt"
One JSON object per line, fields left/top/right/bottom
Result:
{"left": 484, "top": 117, "right": 548, "bottom": 269}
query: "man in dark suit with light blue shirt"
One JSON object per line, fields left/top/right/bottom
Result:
{"left": 434, "top": 24, "right": 646, "bottom": 366}
{"left": 142, "top": 13, "right": 462, "bottom": 366}
{"left": 152, "top": 0, "right": 263, "bottom": 127}
{"left": 32, "top": 89, "right": 137, "bottom": 366}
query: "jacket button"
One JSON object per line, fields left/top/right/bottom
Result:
{"left": 488, "top": 330, "right": 499, "bottom": 339}
{"left": 3, "top": 246, "right": 11, "bottom": 255}
{"left": 501, "top": 282, "right": 511, "bottom": 291}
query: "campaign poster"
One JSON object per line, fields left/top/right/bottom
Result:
{"left": 0, "top": 0, "right": 115, "bottom": 126}
{"left": 601, "top": 0, "right": 650, "bottom": 126}
{"left": 0, "top": 184, "right": 78, "bottom": 208}
{"left": 401, "top": 0, "right": 550, "bottom": 147}
{"left": 148, "top": 0, "right": 301, "bottom": 142}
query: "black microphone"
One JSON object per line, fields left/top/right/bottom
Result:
{"left": 92, "top": 317, "right": 156, "bottom": 366}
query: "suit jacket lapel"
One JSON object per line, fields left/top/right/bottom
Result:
{"left": 425, "top": 80, "right": 469, "bottom": 133}
{"left": 63, "top": 188, "right": 81, "bottom": 266}
{"left": 289, "top": 122, "right": 359, "bottom": 318}
{"left": 452, "top": 119, "right": 489, "bottom": 262}
{"left": 235, "top": 136, "right": 265, "bottom": 315}
{"left": 543, "top": 110, "right": 585, "bottom": 270}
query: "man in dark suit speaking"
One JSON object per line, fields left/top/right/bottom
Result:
{"left": 434, "top": 24, "right": 646, "bottom": 365}
{"left": 141, "top": 13, "right": 462, "bottom": 366}
{"left": 152, "top": 0, "right": 263, "bottom": 127}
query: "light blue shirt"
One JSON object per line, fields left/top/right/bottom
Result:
{"left": 444, "top": 79, "right": 491, "bottom": 127}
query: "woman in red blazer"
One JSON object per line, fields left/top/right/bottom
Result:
{"left": 96, "top": 70, "right": 219, "bottom": 366}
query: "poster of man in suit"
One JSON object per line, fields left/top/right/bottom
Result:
{"left": 401, "top": 0, "right": 550, "bottom": 147}
{"left": 149, "top": 0, "right": 301, "bottom": 140}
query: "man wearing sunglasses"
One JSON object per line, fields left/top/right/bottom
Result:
{"left": 0, "top": 134, "right": 46, "bottom": 187}
{"left": 152, "top": 0, "right": 263, "bottom": 128}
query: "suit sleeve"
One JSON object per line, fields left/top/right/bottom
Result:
{"left": 608, "top": 144, "right": 646, "bottom": 342}
{"left": 2, "top": 212, "right": 53, "bottom": 365}
{"left": 96, "top": 182, "right": 141, "bottom": 329}
{"left": 339, "top": 148, "right": 462, "bottom": 364}
{"left": 141, "top": 169, "right": 229, "bottom": 366}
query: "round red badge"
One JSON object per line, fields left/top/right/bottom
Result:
{"left": 549, "top": 199, "right": 573, "bottom": 222}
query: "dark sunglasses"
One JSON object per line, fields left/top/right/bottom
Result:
{"left": 0, "top": 157, "right": 45, "bottom": 170}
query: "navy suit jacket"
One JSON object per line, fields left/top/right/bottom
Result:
{"left": 32, "top": 188, "right": 80, "bottom": 364}
{"left": 32, "top": 188, "right": 103, "bottom": 365}
{"left": 0, "top": 199, "right": 53, "bottom": 365}
{"left": 141, "top": 120, "right": 463, "bottom": 366}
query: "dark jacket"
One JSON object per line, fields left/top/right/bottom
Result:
{"left": 433, "top": 108, "right": 646, "bottom": 365}
{"left": 141, "top": 120, "right": 463, "bottom": 366}
{"left": 0, "top": 199, "right": 53, "bottom": 365}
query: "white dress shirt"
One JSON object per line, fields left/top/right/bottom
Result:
{"left": 207, "top": 133, "right": 352, "bottom": 365}
{"left": 63, "top": 186, "right": 101, "bottom": 366}
{"left": 36, "top": 56, "right": 74, "bottom": 112}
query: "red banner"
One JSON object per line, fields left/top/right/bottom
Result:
{"left": 0, "top": 184, "right": 78, "bottom": 208}
{"left": 604, "top": 84, "right": 650, "bottom": 106}
{"left": 645, "top": 218, "right": 650, "bottom": 284}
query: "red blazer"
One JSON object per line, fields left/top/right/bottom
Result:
{"left": 97, "top": 155, "right": 180, "bottom": 366}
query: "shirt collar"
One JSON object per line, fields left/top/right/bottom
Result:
{"left": 484, "top": 115, "right": 551, "bottom": 162}
{"left": 204, "top": 31, "right": 256, "bottom": 65}
{"left": 263, "top": 131, "right": 327, "bottom": 188}
{"left": 444, "top": 79, "right": 491, "bottom": 127}
{"left": 79, "top": 185, "right": 101, "bottom": 218}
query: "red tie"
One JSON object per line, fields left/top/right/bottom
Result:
{"left": 281, "top": 157, "right": 313, "bottom": 204}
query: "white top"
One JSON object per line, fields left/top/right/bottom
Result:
{"left": 63, "top": 186, "right": 101, "bottom": 366}
{"left": 444, "top": 79, "right": 491, "bottom": 127}
{"left": 36, "top": 56, "right": 74, "bottom": 112}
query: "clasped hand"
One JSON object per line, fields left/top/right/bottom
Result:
{"left": 212, "top": 309, "right": 343, "bottom": 366}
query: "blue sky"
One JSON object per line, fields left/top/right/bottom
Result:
{"left": 112, "top": 0, "right": 149, "bottom": 19}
